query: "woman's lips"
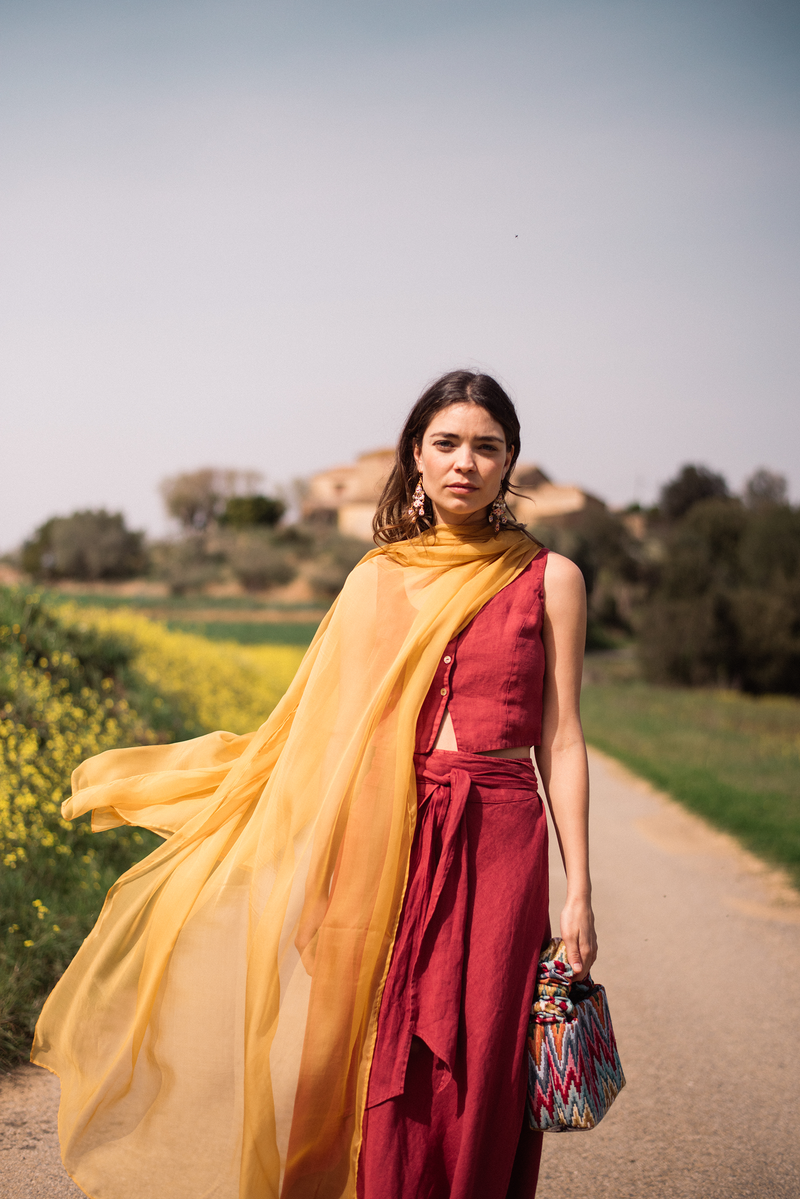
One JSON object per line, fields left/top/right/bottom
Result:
{"left": 447, "top": 483, "right": 477, "bottom": 492}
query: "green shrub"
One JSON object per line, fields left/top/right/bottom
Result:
{"left": 530, "top": 506, "right": 641, "bottom": 645}
{"left": 0, "top": 588, "right": 194, "bottom": 1067}
{"left": 220, "top": 495, "right": 286, "bottom": 528}
{"left": 639, "top": 493, "right": 800, "bottom": 694}
{"left": 225, "top": 531, "right": 297, "bottom": 591}
{"left": 21, "top": 511, "right": 147, "bottom": 581}
{"left": 151, "top": 538, "right": 226, "bottom": 597}
{"left": 308, "top": 533, "right": 372, "bottom": 598}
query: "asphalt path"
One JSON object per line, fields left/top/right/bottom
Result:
{"left": 2, "top": 748, "right": 799, "bottom": 1198}
{"left": 539, "top": 750, "right": 800, "bottom": 1199}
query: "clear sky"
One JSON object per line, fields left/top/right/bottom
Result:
{"left": 2, "top": 0, "right": 799, "bottom": 549}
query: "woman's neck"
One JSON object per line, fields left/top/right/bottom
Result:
{"left": 431, "top": 508, "right": 489, "bottom": 531}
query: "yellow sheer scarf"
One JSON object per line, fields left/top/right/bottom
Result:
{"left": 32, "top": 524, "right": 541, "bottom": 1199}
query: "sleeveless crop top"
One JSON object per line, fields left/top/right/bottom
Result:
{"left": 415, "top": 547, "right": 549, "bottom": 753}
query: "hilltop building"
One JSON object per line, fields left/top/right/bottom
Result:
{"left": 303, "top": 451, "right": 602, "bottom": 540}
{"left": 303, "top": 449, "right": 396, "bottom": 539}
{"left": 508, "top": 466, "right": 605, "bottom": 527}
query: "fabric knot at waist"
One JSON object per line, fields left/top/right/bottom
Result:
{"left": 366, "top": 750, "right": 540, "bottom": 1108}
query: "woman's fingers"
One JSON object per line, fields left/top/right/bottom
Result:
{"left": 559, "top": 903, "right": 597, "bottom": 981}
{"left": 563, "top": 931, "right": 584, "bottom": 979}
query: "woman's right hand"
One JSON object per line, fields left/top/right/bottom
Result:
{"left": 559, "top": 896, "right": 597, "bottom": 982}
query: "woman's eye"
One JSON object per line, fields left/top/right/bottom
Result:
{"left": 433, "top": 440, "right": 454, "bottom": 449}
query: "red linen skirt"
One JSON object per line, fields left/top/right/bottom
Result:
{"left": 358, "top": 750, "right": 549, "bottom": 1199}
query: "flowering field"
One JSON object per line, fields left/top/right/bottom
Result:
{"left": 61, "top": 604, "right": 306, "bottom": 737}
{"left": 0, "top": 589, "right": 305, "bottom": 1067}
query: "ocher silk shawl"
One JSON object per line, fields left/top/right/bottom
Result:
{"left": 32, "top": 525, "right": 541, "bottom": 1199}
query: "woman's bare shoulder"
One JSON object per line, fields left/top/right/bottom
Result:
{"left": 542, "top": 550, "right": 585, "bottom": 598}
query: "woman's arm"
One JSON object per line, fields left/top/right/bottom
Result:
{"left": 534, "top": 551, "right": 597, "bottom": 981}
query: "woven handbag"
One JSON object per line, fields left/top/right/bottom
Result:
{"left": 526, "top": 938, "right": 625, "bottom": 1132}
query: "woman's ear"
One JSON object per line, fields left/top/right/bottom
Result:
{"left": 412, "top": 441, "right": 422, "bottom": 472}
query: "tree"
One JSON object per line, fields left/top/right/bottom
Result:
{"left": 21, "top": 511, "right": 147, "bottom": 581}
{"left": 528, "top": 506, "right": 641, "bottom": 645}
{"left": 659, "top": 464, "right": 728, "bottom": 522}
{"left": 219, "top": 495, "right": 286, "bottom": 528}
{"left": 160, "top": 469, "right": 263, "bottom": 531}
{"left": 638, "top": 493, "right": 800, "bottom": 694}
{"left": 744, "top": 468, "right": 788, "bottom": 509}
{"left": 225, "top": 531, "right": 297, "bottom": 592}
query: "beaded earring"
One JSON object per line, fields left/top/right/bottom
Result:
{"left": 408, "top": 474, "right": 426, "bottom": 522}
{"left": 489, "top": 491, "right": 508, "bottom": 533}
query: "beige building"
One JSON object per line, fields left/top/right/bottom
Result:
{"left": 303, "top": 452, "right": 601, "bottom": 540}
{"left": 303, "top": 449, "right": 396, "bottom": 540}
{"left": 507, "top": 466, "right": 604, "bottom": 527}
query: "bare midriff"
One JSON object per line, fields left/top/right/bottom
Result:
{"left": 431, "top": 707, "right": 532, "bottom": 759}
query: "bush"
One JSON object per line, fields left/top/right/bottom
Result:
{"left": 530, "top": 507, "right": 641, "bottom": 644}
{"left": 220, "top": 495, "right": 286, "bottom": 528}
{"left": 152, "top": 538, "right": 225, "bottom": 596}
{"left": 21, "top": 510, "right": 147, "bottom": 581}
{"left": 639, "top": 492, "right": 800, "bottom": 694}
{"left": 0, "top": 589, "right": 305, "bottom": 1066}
{"left": 224, "top": 531, "right": 297, "bottom": 592}
{"left": 0, "top": 590, "right": 172, "bottom": 1065}
{"left": 308, "top": 533, "right": 372, "bottom": 598}
{"left": 0, "top": 590, "right": 190, "bottom": 871}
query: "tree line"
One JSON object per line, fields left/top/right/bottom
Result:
{"left": 531, "top": 464, "right": 800, "bottom": 696}
{"left": 12, "top": 463, "right": 800, "bottom": 695}
{"left": 18, "top": 468, "right": 368, "bottom": 600}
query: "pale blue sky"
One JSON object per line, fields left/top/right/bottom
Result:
{"left": 2, "top": 0, "right": 799, "bottom": 547}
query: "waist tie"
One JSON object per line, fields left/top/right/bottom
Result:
{"left": 366, "top": 750, "right": 539, "bottom": 1108}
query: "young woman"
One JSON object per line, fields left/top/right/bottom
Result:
{"left": 34, "top": 370, "right": 596, "bottom": 1199}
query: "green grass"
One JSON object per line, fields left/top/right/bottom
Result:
{"left": 164, "top": 620, "right": 320, "bottom": 646}
{"left": 48, "top": 592, "right": 327, "bottom": 612}
{"left": 45, "top": 592, "right": 324, "bottom": 647}
{"left": 580, "top": 666, "right": 800, "bottom": 888}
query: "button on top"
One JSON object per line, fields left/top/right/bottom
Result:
{"left": 440, "top": 688, "right": 448, "bottom": 696}
{"left": 443, "top": 655, "right": 452, "bottom": 664}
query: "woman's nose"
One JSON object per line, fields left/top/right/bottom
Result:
{"left": 454, "top": 449, "right": 477, "bottom": 471}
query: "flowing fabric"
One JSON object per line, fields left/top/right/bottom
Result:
{"left": 32, "top": 525, "right": 542, "bottom": 1199}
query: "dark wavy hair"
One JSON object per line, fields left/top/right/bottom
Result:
{"left": 373, "top": 370, "right": 528, "bottom": 544}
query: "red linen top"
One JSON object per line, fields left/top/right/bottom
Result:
{"left": 415, "top": 547, "right": 549, "bottom": 753}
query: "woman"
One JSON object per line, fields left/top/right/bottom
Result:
{"left": 33, "top": 370, "right": 596, "bottom": 1199}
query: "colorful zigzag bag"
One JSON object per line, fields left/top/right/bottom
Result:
{"left": 526, "top": 938, "right": 625, "bottom": 1132}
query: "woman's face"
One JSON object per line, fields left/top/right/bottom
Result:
{"left": 413, "top": 402, "right": 513, "bottom": 527}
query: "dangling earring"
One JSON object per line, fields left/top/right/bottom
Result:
{"left": 408, "top": 474, "right": 426, "bottom": 522}
{"left": 489, "top": 491, "right": 508, "bottom": 533}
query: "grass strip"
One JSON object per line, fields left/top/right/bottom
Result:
{"left": 580, "top": 680, "right": 800, "bottom": 889}
{"left": 165, "top": 619, "right": 320, "bottom": 646}
{"left": 49, "top": 592, "right": 327, "bottom": 612}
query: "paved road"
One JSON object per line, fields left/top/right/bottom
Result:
{"left": 539, "top": 750, "right": 800, "bottom": 1199}
{"left": 2, "top": 748, "right": 799, "bottom": 1198}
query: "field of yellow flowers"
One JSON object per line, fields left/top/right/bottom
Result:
{"left": 0, "top": 589, "right": 305, "bottom": 1066}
